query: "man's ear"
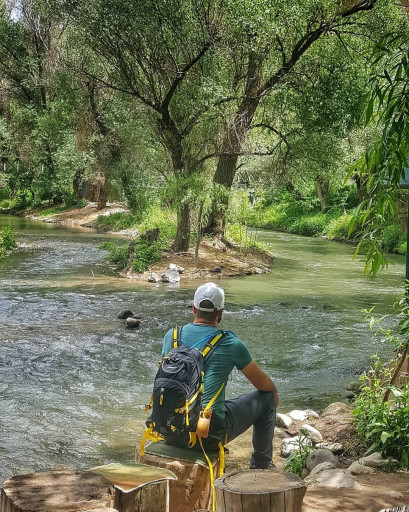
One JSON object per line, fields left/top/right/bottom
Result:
{"left": 192, "top": 304, "right": 198, "bottom": 314}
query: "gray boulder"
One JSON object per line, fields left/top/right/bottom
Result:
{"left": 321, "top": 402, "right": 351, "bottom": 417}
{"left": 276, "top": 413, "right": 292, "bottom": 428}
{"left": 301, "top": 424, "right": 323, "bottom": 443}
{"left": 308, "top": 462, "right": 337, "bottom": 477}
{"left": 306, "top": 448, "right": 340, "bottom": 470}
{"left": 148, "top": 272, "right": 159, "bottom": 283}
{"left": 316, "top": 442, "right": 344, "bottom": 455}
{"left": 347, "top": 461, "right": 375, "bottom": 475}
{"left": 274, "top": 427, "right": 291, "bottom": 440}
{"left": 162, "top": 269, "right": 180, "bottom": 283}
{"left": 358, "top": 452, "right": 383, "bottom": 468}
{"left": 305, "top": 468, "right": 362, "bottom": 490}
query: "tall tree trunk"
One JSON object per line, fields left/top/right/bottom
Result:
{"left": 173, "top": 202, "right": 191, "bottom": 253}
{"left": 314, "top": 179, "right": 329, "bottom": 211}
{"left": 157, "top": 117, "right": 192, "bottom": 252}
{"left": 205, "top": 51, "right": 262, "bottom": 236}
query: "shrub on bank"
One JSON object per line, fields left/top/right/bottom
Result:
{"left": 381, "top": 224, "right": 405, "bottom": 254}
{"left": 98, "top": 206, "right": 176, "bottom": 272}
{"left": 353, "top": 357, "right": 409, "bottom": 469}
{"left": 0, "top": 226, "right": 17, "bottom": 257}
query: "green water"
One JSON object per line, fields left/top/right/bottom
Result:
{"left": 0, "top": 214, "right": 405, "bottom": 485}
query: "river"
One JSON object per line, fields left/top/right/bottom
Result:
{"left": 0, "top": 214, "right": 405, "bottom": 487}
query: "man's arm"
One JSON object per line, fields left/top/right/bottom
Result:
{"left": 241, "top": 360, "right": 279, "bottom": 406}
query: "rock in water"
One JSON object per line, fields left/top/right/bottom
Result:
{"left": 162, "top": 269, "right": 180, "bottom": 283}
{"left": 126, "top": 317, "right": 141, "bottom": 329}
{"left": 117, "top": 310, "right": 134, "bottom": 319}
{"left": 148, "top": 272, "right": 160, "bottom": 283}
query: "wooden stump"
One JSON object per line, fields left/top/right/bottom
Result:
{"left": 136, "top": 447, "right": 219, "bottom": 512}
{"left": 113, "top": 480, "right": 168, "bottom": 512}
{"left": 1, "top": 471, "right": 115, "bottom": 512}
{"left": 214, "top": 470, "right": 307, "bottom": 512}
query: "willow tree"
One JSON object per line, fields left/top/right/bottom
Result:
{"left": 48, "top": 0, "right": 224, "bottom": 251}
{"left": 0, "top": 0, "right": 78, "bottom": 204}
{"left": 204, "top": 0, "right": 392, "bottom": 235}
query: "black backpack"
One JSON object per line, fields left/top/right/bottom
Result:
{"left": 142, "top": 327, "right": 226, "bottom": 440}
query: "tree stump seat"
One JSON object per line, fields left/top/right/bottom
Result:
{"left": 91, "top": 462, "right": 176, "bottom": 512}
{"left": 1, "top": 471, "right": 115, "bottom": 512}
{"left": 135, "top": 442, "right": 220, "bottom": 512}
{"left": 215, "top": 469, "right": 307, "bottom": 512}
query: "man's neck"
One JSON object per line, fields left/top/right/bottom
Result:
{"left": 193, "top": 318, "right": 218, "bottom": 327}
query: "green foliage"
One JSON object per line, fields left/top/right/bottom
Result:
{"left": 137, "top": 206, "right": 177, "bottom": 246}
{"left": 291, "top": 214, "right": 327, "bottom": 237}
{"left": 284, "top": 431, "right": 316, "bottom": 476}
{"left": 354, "top": 296, "right": 409, "bottom": 469}
{"left": 326, "top": 213, "right": 354, "bottom": 240}
{"left": 96, "top": 212, "right": 140, "bottom": 231}
{"left": 131, "top": 239, "right": 164, "bottom": 273}
{"left": 99, "top": 235, "right": 165, "bottom": 273}
{"left": 98, "top": 241, "right": 130, "bottom": 270}
{"left": 381, "top": 224, "right": 405, "bottom": 254}
{"left": 353, "top": 358, "right": 409, "bottom": 469}
{"left": 0, "top": 226, "right": 17, "bottom": 257}
{"left": 350, "top": 31, "right": 409, "bottom": 276}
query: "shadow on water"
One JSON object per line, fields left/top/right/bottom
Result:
{"left": 0, "top": 215, "right": 406, "bottom": 485}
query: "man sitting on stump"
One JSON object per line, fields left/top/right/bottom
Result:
{"left": 161, "top": 282, "right": 279, "bottom": 469}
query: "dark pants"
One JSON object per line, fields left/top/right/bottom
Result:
{"left": 164, "top": 390, "right": 276, "bottom": 469}
{"left": 224, "top": 390, "right": 276, "bottom": 469}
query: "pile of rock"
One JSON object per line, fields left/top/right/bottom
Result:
{"left": 117, "top": 310, "right": 141, "bottom": 329}
{"left": 276, "top": 402, "right": 400, "bottom": 493}
{"left": 148, "top": 263, "right": 184, "bottom": 284}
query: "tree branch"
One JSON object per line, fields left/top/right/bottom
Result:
{"left": 162, "top": 41, "right": 213, "bottom": 118}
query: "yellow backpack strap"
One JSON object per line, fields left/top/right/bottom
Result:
{"left": 188, "top": 432, "right": 197, "bottom": 448}
{"left": 198, "top": 436, "right": 216, "bottom": 512}
{"left": 218, "top": 441, "right": 225, "bottom": 476}
{"left": 140, "top": 427, "right": 165, "bottom": 456}
{"left": 201, "top": 331, "right": 225, "bottom": 359}
{"left": 172, "top": 326, "right": 183, "bottom": 349}
{"left": 204, "top": 382, "right": 224, "bottom": 412}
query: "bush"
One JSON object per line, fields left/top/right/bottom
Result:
{"left": 326, "top": 213, "right": 354, "bottom": 240}
{"left": 284, "top": 431, "right": 316, "bottom": 476}
{"left": 99, "top": 232, "right": 166, "bottom": 273}
{"left": 0, "top": 226, "right": 17, "bottom": 257}
{"left": 353, "top": 359, "right": 409, "bottom": 468}
{"left": 137, "top": 206, "right": 176, "bottom": 245}
{"left": 97, "top": 212, "right": 140, "bottom": 231}
{"left": 98, "top": 241, "right": 130, "bottom": 270}
{"left": 381, "top": 224, "right": 405, "bottom": 253}
{"left": 132, "top": 239, "right": 163, "bottom": 273}
{"left": 291, "top": 214, "right": 327, "bottom": 236}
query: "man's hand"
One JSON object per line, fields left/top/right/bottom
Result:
{"left": 241, "top": 360, "right": 279, "bottom": 406}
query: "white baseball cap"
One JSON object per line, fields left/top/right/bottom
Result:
{"left": 193, "top": 282, "right": 225, "bottom": 312}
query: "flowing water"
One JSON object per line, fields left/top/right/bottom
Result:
{"left": 0, "top": 214, "right": 406, "bottom": 487}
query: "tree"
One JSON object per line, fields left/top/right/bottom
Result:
{"left": 351, "top": 28, "right": 409, "bottom": 275}
{"left": 204, "top": 0, "right": 390, "bottom": 236}
{"left": 50, "top": 0, "right": 223, "bottom": 251}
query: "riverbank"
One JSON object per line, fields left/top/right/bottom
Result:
{"left": 224, "top": 402, "right": 409, "bottom": 512}
{"left": 20, "top": 202, "right": 275, "bottom": 279}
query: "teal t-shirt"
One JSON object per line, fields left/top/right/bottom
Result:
{"left": 162, "top": 323, "right": 252, "bottom": 422}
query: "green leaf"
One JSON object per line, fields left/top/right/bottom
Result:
{"left": 380, "top": 431, "right": 393, "bottom": 444}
